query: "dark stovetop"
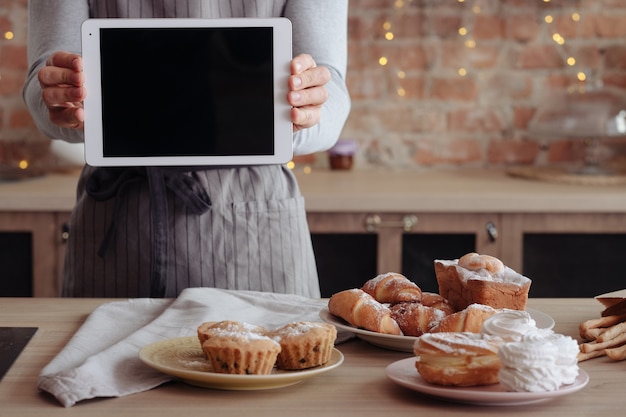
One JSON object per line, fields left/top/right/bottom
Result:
{"left": 0, "top": 327, "right": 38, "bottom": 381}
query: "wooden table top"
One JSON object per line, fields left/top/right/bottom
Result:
{"left": 1, "top": 297, "right": 624, "bottom": 416}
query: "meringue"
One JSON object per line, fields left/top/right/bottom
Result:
{"left": 497, "top": 329, "right": 579, "bottom": 392}
{"left": 481, "top": 309, "right": 537, "bottom": 341}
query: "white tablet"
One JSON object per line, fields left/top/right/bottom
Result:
{"left": 81, "top": 18, "right": 293, "bottom": 167}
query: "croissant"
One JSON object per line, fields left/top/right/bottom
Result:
{"left": 390, "top": 302, "right": 447, "bottom": 336}
{"left": 420, "top": 292, "right": 456, "bottom": 315}
{"left": 430, "top": 303, "right": 499, "bottom": 333}
{"left": 328, "top": 289, "right": 403, "bottom": 335}
{"left": 361, "top": 272, "right": 422, "bottom": 304}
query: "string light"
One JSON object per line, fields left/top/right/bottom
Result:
{"left": 552, "top": 33, "right": 565, "bottom": 45}
{"left": 4, "top": 31, "right": 14, "bottom": 40}
{"left": 544, "top": 6, "right": 587, "bottom": 85}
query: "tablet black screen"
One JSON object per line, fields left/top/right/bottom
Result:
{"left": 99, "top": 27, "right": 275, "bottom": 158}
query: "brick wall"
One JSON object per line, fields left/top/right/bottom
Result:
{"left": 2, "top": 0, "right": 626, "bottom": 172}
{"left": 0, "top": 0, "right": 51, "bottom": 171}
{"left": 341, "top": 0, "right": 626, "bottom": 171}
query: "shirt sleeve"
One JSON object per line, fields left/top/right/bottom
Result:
{"left": 23, "top": 0, "right": 89, "bottom": 143}
{"left": 22, "top": 0, "right": 352, "bottom": 153}
{"left": 285, "top": 0, "right": 351, "bottom": 155}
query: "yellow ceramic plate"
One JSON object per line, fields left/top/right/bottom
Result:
{"left": 139, "top": 336, "right": 343, "bottom": 390}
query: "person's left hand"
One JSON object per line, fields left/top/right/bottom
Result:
{"left": 288, "top": 53, "right": 330, "bottom": 132}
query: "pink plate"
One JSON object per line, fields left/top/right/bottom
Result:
{"left": 386, "top": 357, "right": 589, "bottom": 406}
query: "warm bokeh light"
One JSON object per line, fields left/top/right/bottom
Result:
{"left": 567, "top": 57, "right": 576, "bottom": 66}
{"left": 458, "top": 68, "right": 468, "bottom": 76}
{"left": 4, "top": 31, "right": 14, "bottom": 40}
{"left": 577, "top": 72, "right": 587, "bottom": 81}
{"left": 379, "top": 56, "right": 389, "bottom": 66}
{"left": 385, "top": 31, "right": 394, "bottom": 41}
{"left": 18, "top": 160, "right": 29, "bottom": 170}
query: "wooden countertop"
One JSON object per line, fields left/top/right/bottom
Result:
{"left": 294, "top": 168, "right": 626, "bottom": 213}
{"left": 3, "top": 168, "right": 626, "bottom": 213}
{"left": 1, "top": 297, "right": 624, "bottom": 416}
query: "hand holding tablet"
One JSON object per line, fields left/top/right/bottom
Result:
{"left": 81, "top": 18, "right": 294, "bottom": 167}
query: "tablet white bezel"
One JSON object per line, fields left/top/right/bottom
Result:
{"left": 81, "top": 18, "right": 293, "bottom": 167}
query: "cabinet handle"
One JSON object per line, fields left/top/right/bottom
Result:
{"left": 486, "top": 221, "right": 498, "bottom": 242}
{"left": 61, "top": 223, "right": 70, "bottom": 243}
{"left": 365, "top": 214, "right": 418, "bottom": 232}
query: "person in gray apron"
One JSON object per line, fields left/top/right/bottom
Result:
{"left": 23, "top": 0, "right": 350, "bottom": 298}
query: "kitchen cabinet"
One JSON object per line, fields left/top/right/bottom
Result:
{"left": 3, "top": 169, "right": 626, "bottom": 297}
{"left": 0, "top": 211, "right": 70, "bottom": 297}
{"left": 296, "top": 169, "right": 626, "bottom": 298}
{"left": 503, "top": 213, "right": 626, "bottom": 297}
{"left": 307, "top": 212, "right": 500, "bottom": 296}
{"left": 307, "top": 210, "right": 626, "bottom": 298}
{"left": 0, "top": 174, "right": 75, "bottom": 297}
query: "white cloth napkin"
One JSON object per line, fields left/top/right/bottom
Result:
{"left": 38, "top": 288, "right": 350, "bottom": 407}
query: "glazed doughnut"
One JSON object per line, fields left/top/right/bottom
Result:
{"left": 420, "top": 292, "right": 456, "bottom": 315}
{"left": 390, "top": 303, "right": 447, "bottom": 336}
{"left": 414, "top": 332, "right": 503, "bottom": 386}
{"left": 458, "top": 252, "right": 504, "bottom": 275}
{"left": 361, "top": 272, "right": 422, "bottom": 304}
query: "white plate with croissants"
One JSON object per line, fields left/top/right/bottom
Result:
{"left": 321, "top": 254, "right": 554, "bottom": 352}
{"left": 320, "top": 306, "right": 553, "bottom": 352}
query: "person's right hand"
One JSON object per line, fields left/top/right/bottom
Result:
{"left": 37, "top": 51, "right": 86, "bottom": 129}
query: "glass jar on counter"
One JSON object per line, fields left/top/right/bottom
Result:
{"left": 328, "top": 139, "right": 357, "bottom": 170}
